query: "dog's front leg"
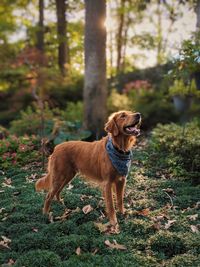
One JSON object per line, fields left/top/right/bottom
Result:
{"left": 104, "top": 181, "right": 117, "bottom": 226}
{"left": 115, "top": 176, "right": 126, "bottom": 214}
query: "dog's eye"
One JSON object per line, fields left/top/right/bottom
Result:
{"left": 120, "top": 113, "right": 126, "bottom": 118}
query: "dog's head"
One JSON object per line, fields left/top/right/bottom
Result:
{"left": 105, "top": 110, "right": 141, "bottom": 137}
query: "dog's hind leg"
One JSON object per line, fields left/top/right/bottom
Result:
{"left": 55, "top": 171, "right": 76, "bottom": 202}
{"left": 43, "top": 182, "right": 62, "bottom": 214}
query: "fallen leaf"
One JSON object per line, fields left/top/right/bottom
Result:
{"left": 55, "top": 209, "right": 72, "bottom": 221}
{"left": 187, "top": 214, "right": 198, "bottom": 221}
{"left": 163, "top": 188, "right": 175, "bottom": 194}
{"left": 138, "top": 208, "right": 150, "bottom": 216}
{"left": 105, "top": 239, "right": 127, "bottom": 250}
{"left": 48, "top": 212, "right": 54, "bottom": 223}
{"left": 76, "top": 247, "right": 81, "bottom": 255}
{"left": 152, "top": 214, "right": 165, "bottom": 222}
{"left": 7, "top": 258, "right": 15, "bottom": 265}
{"left": 190, "top": 225, "right": 199, "bottom": 233}
{"left": 0, "top": 236, "right": 11, "bottom": 250}
{"left": 94, "top": 222, "right": 120, "bottom": 234}
{"left": 66, "top": 184, "right": 74, "bottom": 190}
{"left": 92, "top": 248, "right": 98, "bottom": 255}
{"left": 164, "top": 220, "right": 176, "bottom": 229}
{"left": 82, "top": 204, "right": 93, "bottom": 214}
{"left": 152, "top": 222, "right": 161, "bottom": 230}
{"left": 4, "top": 178, "right": 12, "bottom": 185}
{"left": 94, "top": 222, "right": 109, "bottom": 233}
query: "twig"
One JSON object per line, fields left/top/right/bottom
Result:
{"left": 163, "top": 190, "right": 174, "bottom": 209}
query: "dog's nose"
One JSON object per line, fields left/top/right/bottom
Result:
{"left": 135, "top": 112, "right": 141, "bottom": 120}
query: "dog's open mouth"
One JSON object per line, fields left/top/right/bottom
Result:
{"left": 124, "top": 121, "right": 140, "bottom": 136}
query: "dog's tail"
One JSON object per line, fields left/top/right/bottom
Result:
{"left": 35, "top": 156, "right": 52, "bottom": 192}
{"left": 35, "top": 174, "right": 51, "bottom": 192}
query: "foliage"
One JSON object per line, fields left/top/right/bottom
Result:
{"left": 15, "top": 250, "right": 62, "bottom": 267}
{"left": 128, "top": 88, "right": 178, "bottom": 129}
{"left": 170, "top": 39, "right": 200, "bottom": 82}
{"left": 9, "top": 102, "right": 90, "bottom": 144}
{"left": 107, "top": 89, "right": 131, "bottom": 113}
{"left": 168, "top": 79, "right": 200, "bottom": 97}
{"left": 148, "top": 120, "right": 200, "bottom": 183}
{"left": 0, "top": 134, "right": 41, "bottom": 169}
{"left": 61, "top": 101, "right": 83, "bottom": 122}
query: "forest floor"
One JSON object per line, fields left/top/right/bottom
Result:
{"left": 0, "top": 139, "right": 200, "bottom": 267}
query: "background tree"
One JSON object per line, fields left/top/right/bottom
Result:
{"left": 36, "top": 0, "right": 45, "bottom": 52}
{"left": 84, "top": 0, "right": 107, "bottom": 138}
{"left": 55, "top": 0, "right": 70, "bottom": 76}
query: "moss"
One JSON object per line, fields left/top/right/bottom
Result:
{"left": 149, "top": 231, "right": 187, "bottom": 259}
{"left": 15, "top": 250, "right": 62, "bottom": 267}
{"left": 167, "top": 253, "right": 200, "bottom": 267}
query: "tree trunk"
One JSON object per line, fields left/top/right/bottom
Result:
{"left": 116, "top": 0, "right": 125, "bottom": 74}
{"left": 36, "top": 0, "right": 44, "bottom": 52}
{"left": 84, "top": 0, "right": 107, "bottom": 139}
{"left": 196, "top": 0, "right": 200, "bottom": 33}
{"left": 55, "top": 0, "right": 70, "bottom": 76}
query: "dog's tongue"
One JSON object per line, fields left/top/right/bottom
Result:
{"left": 127, "top": 127, "right": 140, "bottom": 136}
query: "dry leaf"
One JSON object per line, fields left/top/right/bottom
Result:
{"left": 0, "top": 236, "right": 11, "bottom": 250}
{"left": 92, "top": 248, "right": 98, "bottom": 255}
{"left": 94, "top": 222, "right": 109, "bottom": 233}
{"left": 4, "top": 178, "right": 12, "bottom": 185}
{"left": 48, "top": 212, "right": 54, "bottom": 223}
{"left": 105, "top": 239, "right": 127, "bottom": 250}
{"left": 152, "top": 222, "right": 161, "bottom": 230}
{"left": 55, "top": 209, "right": 72, "bottom": 221}
{"left": 76, "top": 247, "right": 81, "bottom": 255}
{"left": 190, "top": 225, "right": 199, "bottom": 233}
{"left": 163, "top": 188, "right": 175, "bottom": 194}
{"left": 187, "top": 214, "right": 198, "bottom": 221}
{"left": 152, "top": 214, "right": 165, "bottom": 222}
{"left": 66, "top": 184, "right": 74, "bottom": 190}
{"left": 82, "top": 204, "right": 93, "bottom": 214}
{"left": 164, "top": 220, "right": 176, "bottom": 229}
{"left": 94, "top": 222, "right": 120, "bottom": 234}
{"left": 138, "top": 208, "right": 150, "bottom": 216}
{"left": 7, "top": 258, "right": 15, "bottom": 265}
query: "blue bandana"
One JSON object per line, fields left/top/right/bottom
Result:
{"left": 106, "top": 136, "right": 132, "bottom": 177}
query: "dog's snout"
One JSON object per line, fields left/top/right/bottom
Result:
{"left": 135, "top": 112, "right": 141, "bottom": 120}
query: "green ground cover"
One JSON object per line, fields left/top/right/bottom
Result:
{"left": 0, "top": 139, "right": 199, "bottom": 267}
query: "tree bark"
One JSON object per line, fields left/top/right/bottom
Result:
{"left": 55, "top": 0, "right": 70, "bottom": 76}
{"left": 196, "top": 0, "right": 200, "bottom": 33}
{"left": 84, "top": 0, "right": 107, "bottom": 139}
{"left": 116, "top": 0, "right": 126, "bottom": 74}
{"left": 36, "top": 0, "right": 44, "bottom": 52}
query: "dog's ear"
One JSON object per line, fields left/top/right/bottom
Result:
{"left": 104, "top": 115, "right": 119, "bottom": 136}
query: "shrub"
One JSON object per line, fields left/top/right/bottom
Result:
{"left": 0, "top": 135, "right": 41, "bottom": 169}
{"left": 148, "top": 120, "right": 200, "bottom": 183}
{"left": 128, "top": 89, "right": 178, "bottom": 129}
{"left": 15, "top": 250, "right": 62, "bottom": 267}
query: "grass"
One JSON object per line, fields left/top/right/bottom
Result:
{"left": 0, "top": 141, "right": 200, "bottom": 266}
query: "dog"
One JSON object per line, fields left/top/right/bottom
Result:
{"left": 35, "top": 110, "right": 141, "bottom": 227}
